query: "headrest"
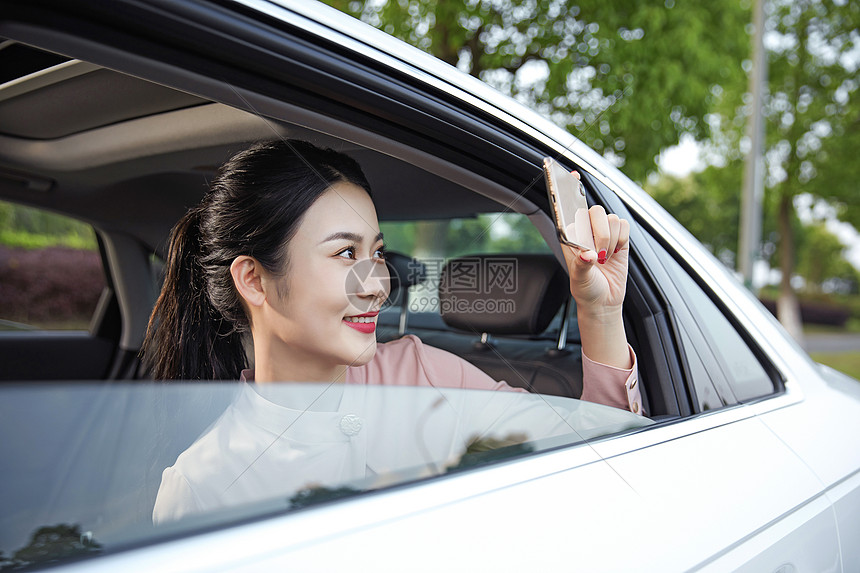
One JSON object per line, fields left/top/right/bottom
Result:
{"left": 385, "top": 251, "right": 426, "bottom": 291}
{"left": 439, "top": 254, "right": 567, "bottom": 335}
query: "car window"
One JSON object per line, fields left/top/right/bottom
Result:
{"left": 0, "top": 382, "right": 653, "bottom": 569}
{"left": 381, "top": 213, "right": 551, "bottom": 316}
{"left": 0, "top": 200, "right": 105, "bottom": 331}
{"left": 655, "top": 240, "right": 776, "bottom": 409}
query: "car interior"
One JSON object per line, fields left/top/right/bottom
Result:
{"left": 0, "top": 40, "right": 651, "bottom": 411}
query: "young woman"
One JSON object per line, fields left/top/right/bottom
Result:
{"left": 146, "top": 139, "right": 646, "bottom": 523}
{"left": 144, "top": 139, "right": 639, "bottom": 406}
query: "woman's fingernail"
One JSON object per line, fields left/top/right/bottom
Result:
{"left": 579, "top": 253, "right": 590, "bottom": 263}
{"left": 614, "top": 246, "right": 620, "bottom": 254}
{"left": 598, "top": 250, "right": 607, "bottom": 264}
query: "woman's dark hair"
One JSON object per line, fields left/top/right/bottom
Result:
{"left": 142, "top": 139, "right": 372, "bottom": 380}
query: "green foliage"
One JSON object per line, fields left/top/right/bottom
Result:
{"left": 648, "top": 168, "right": 858, "bottom": 294}
{"left": 331, "top": 0, "right": 860, "bottom": 305}
{"left": 0, "top": 201, "right": 12, "bottom": 229}
{"left": 381, "top": 213, "right": 549, "bottom": 259}
{"left": 446, "top": 217, "right": 490, "bottom": 257}
{"left": 796, "top": 222, "right": 860, "bottom": 292}
{"left": 812, "top": 100, "right": 860, "bottom": 230}
{"left": 755, "top": 0, "right": 860, "bottom": 300}
{"left": 810, "top": 351, "right": 860, "bottom": 380}
{"left": 483, "top": 213, "right": 549, "bottom": 253}
{"left": 379, "top": 220, "right": 418, "bottom": 254}
{"left": 0, "top": 201, "right": 96, "bottom": 250}
{"left": 0, "top": 229, "right": 96, "bottom": 250}
{"left": 325, "top": 0, "right": 750, "bottom": 182}
{"left": 646, "top": 0, "right": 860, "bottom": 308}
{"left": 646, "top": 164, "right": 744, "bottom": 263}
{"left": 764, "top": 0, "right": 860, "bottom": 206}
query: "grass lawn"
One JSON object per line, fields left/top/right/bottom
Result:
{"left": 810, "top": 352, "right": 860, "bottom": 380}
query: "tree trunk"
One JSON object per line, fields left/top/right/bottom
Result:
{"left": 774, "top": 5, "right": 810, "bottom": 348}
{"left": 777, "top": 192, "right": 805, "bottom": 347}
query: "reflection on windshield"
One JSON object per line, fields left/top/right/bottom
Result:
{"left": 0, "top": 524, "right": 101, "bottom": 571}
{"left": 0, "top": 383, "right": 652, "bottom": 568}
{"left": 288, "top": 486, "right": 362, "bottom": 510}
{"left": 447, "top": 433, "right": 535, "bottom": 470}
{"left": 153, "top": 383, "right": 650, "bottom": 523}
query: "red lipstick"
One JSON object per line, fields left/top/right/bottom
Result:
{"left": 343, "top": 311, "right": 378, "bottom": 334}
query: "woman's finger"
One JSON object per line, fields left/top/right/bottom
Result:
{"left": 588, "top": 205, "right": 610, "bottom": 264}
{"left": 616, "top": 218, "right": 630, "bottom": 253}
{"left": 606, "top": 214, "right": 620, "bottom": 263}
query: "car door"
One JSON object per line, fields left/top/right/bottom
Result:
{"left": 603, "top": 171, "right": 859, "bottom": 570}
{"left": 585, "top": 193, "right": 843, "bottom": 570}
{"left": 225, "top": 175, "right": 845, "bottom": 572}
{"left": 210, "top": 174, "right": 843, "bottom": 571}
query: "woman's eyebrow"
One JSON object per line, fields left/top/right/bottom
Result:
{"left": 320, "top": 231, "right": 384, "bottom": 244}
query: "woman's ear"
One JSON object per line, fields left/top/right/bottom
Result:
{"left": 231, "top": 256, "right": 266, "bottom": 307}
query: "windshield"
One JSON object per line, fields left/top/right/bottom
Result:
{"left": 0, "top": 382, "right": 651, "bottom": 569}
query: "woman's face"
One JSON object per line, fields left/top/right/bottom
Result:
{"left": 259, "top": 181, "right": 389, "bottom": 373}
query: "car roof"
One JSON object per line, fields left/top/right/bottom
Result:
{"left": 0, "top": 40, "right": 524, "bottom": 253}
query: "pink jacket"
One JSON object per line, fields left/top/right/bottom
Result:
{"left": 243, "top": 334, "right": 643, "bottom": 415}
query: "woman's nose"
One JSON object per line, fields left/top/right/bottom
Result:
{"left": 365, "top": 261, "right": 390, "bottom": 301}
{"left": 345, "top": 259, "right": 390, "bottom": 310}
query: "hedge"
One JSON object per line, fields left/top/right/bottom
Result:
{"left": 0, "top": 246, "right": 104, "bottom": 327}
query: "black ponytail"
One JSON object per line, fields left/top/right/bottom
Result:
{"left": 142, "top": 139, "right": 372, "bottom": 380}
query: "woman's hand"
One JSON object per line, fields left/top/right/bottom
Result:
{"left": 561, "top": 204, "right": 630, "bottom": 315}
{"left": 559, "top": 172, "right": 632, "bottom": 369}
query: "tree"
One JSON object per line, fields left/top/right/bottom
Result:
{"left": 646, "top": 164, "right": 745, "bottom": 266}
{"left": 760, "top": 0, "right": 859, "bottom": 339}
{"left": 327, "top": 0, "right": 860, "bottom": 332}
{"left": 796, "top": 222, "right": 860, "bottom": 293}
{"left": 325, "top": 0, "right": 750, "bottom": 183}
{"left": 649, "top": 168, "right": 859, "bottom": 295}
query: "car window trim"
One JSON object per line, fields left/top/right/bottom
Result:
{"left": 632, "top": 214, "right": 786, "bottom": 403}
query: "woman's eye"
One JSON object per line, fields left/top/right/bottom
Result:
{"left": 336, "top": 246, "right": 356, "bottom": 259}
{"left": 374, "top": 247, "right": 386, "bottom": 260}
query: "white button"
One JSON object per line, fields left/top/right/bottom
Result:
{"left": 339, "top": 414, "right": 363, "bottom": 436}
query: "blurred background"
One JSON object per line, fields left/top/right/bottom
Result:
{"left": 326, "top": 0, "right": 860, "bottom": 378}
{"left": 1, "top": 0, "right": 857, "bottom": 378}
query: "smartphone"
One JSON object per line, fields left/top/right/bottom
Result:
{"left": 543, "top": 157, "right": 595, "bottom": 252}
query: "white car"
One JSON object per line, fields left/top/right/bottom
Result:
{"left": 0, "top": 1, "right": 858, "bottom": 571}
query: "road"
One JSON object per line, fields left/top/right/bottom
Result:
{"left": 805, "top": 333, "right": 860, "bottom": 354}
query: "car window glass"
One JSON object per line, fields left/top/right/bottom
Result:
{"left": 659, "top": 244, "right": 775, "bottom": 405}
{"left": 0, "top": 200, "right": 105, "bottom": 331}
{"left": 0, "top": 382, "right": 653, "bottom": 569}
{"left": 678, "top": 324, "right": 727, "bottom": 411}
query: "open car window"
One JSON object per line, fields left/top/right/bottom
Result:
{"left": 0, "top": 382, "right": 652, "bottom": 569}
{"left": 380, "top": 214, "right": 552, "bottom": 318}
{"left": 0, "top": 200, "right": 105, "bottom": 331}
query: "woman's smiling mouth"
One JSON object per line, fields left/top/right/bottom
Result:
{"left": 343, "top": 311, "right": 378, "bottom": 333}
